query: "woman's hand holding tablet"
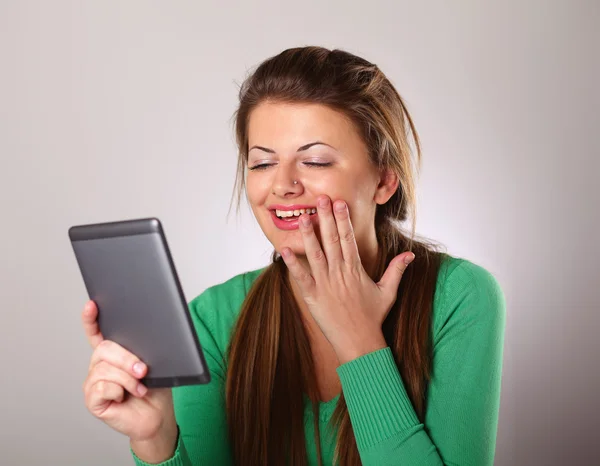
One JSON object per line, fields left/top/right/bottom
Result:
{"left": 81, "top": 300, "right": 179, "bottom": 463}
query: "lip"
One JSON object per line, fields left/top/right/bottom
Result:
{"left": 267, "top": 204, "right": 317, "bottom": 211}
{"left": 269, "top": 209, "right": 319, "bottom": 231}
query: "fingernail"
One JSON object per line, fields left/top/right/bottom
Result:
{"left": 137, "top": 383, "right": 147, "bottom": 396}
{"left": 133, "top": 362, "right": 145, "bottom": 375}
{"left": 281, "top": 248, "right": 291, "bottom": 258}
{"left": 404, "top": 253, "right": 415, "bottom": 265}
{"left": 300, "top": 215, "right": 310, "bottom": 227}
{"left": 318, "top": 197, "right": 329, "bottom": 208}
{"left": 335, "top": 201, "right": 346, "bottom": 212}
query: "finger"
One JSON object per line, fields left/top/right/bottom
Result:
{"left": 377, "top": 253, "right": 415, "bottom": 297}
{"left": 89, "top": 340, "right": 147, "bottom": 380}
{"left": 87, "top": 380, "right": 125, "bottom": 414}
{"left": 314, "top": 195, "right": 343, "bottom": 271}
{"left": 82, "top": 301, "right": 104, "bottom": 349}
{"left": 298, "top": 211, "right": 328, "bottom": 279}
{"left": 86, "top": 361, "right": 148, "bottom": 400}
{"left": 332, "top": 200, "right": 360, "bottom": 269}
{"left": 281, "top": 247, "right": 316, "bottom": 296}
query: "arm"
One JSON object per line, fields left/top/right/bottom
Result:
{"left": 131, "top": 289, "right": 233, "bottom": 465}
{"left": 336, "top": 260, "right": 506, "bottom": 465}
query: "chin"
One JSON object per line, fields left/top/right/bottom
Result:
{"left": 274, "top": 235, "right": 307, "bottom": 257}
{"left": 277, "top": 244, "right": 307, "bottom": 258}
{"left": 270, "top": 226, "right": 327, "bottom": 258}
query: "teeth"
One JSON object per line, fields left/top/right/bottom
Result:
{"left": 275, "top": 208, "right": 317, "bottom": 218}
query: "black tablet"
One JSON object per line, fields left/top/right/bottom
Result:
{"left": 69, "top": 217, "right": 210, "bottom": 388}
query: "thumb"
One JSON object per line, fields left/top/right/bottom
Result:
{"left": 377, "top": 252, "right": 415, "bottom": 297}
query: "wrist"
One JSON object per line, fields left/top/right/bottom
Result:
{"left": 130, "top": 420, "right": 179, "bottom": 464}
{"left": 335, "top": 333, "right": 388, "bottom": 365}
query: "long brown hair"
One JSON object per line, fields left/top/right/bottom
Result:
{"left": 226, "top": 46, "right": 447, "bottom": 465}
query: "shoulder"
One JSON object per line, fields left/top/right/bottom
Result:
{"left": 188, "top": 267, "right": 266, "bottom": 354}
{"left": 431, "top": 255, "right": 506, "bottom": 340}
{"left": 189, "top": 267, "right": 265, "bottom": 314}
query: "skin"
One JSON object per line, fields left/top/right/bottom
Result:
{"left": 246, "top": 101, "right": 415, "bottom": 364}
{"left": 246, "top": 101, "right": 385, "bottom": 274}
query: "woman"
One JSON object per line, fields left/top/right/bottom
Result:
{"left": 82, "top": 46, "right": 505, "bottom": 466}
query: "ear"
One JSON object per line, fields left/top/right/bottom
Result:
{"left": 373, "top": 168, "right": 400, "bottom": 205}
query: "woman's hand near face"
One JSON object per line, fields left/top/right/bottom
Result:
{"left": 81, "top": 301, "right": 178, "bottom": 462}
{"left": 281, "top": 195, "right": 415, "bottom": 364}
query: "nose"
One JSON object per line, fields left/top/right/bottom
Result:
{"left": 271, "top": 162, "right": 302, "bottom": 197}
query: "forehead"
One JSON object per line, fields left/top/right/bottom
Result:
{"left": 247, "top": 101, "right": 363, "bottom": 150}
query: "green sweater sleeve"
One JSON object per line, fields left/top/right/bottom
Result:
{"left": 336, "top": 259, "right": 506, "bottom": 466}
{"left": 131, "top": 286, "right": 233, "bottom": 466}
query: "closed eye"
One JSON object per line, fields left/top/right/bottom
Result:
{"left": 248, "top": 163, "right": 273, "bottom": 171}
{"left": 303, "top": 162, "right": 332, "bottom": 168}
{"left": 249, "top": 162, "right": 332, "bottom": 171}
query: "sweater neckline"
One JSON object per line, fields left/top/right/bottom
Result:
{"left": 303, "top": 392, "right": 341, "bottom": 420}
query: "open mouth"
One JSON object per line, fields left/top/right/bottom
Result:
{"left": 274, "top": 207, "right": 317, "bottom": 219}
{"left": 268, "top": 205, "right": 320, "bottom": 230}
{"left": 270, "top": 207, "right": 318, "bottom": 230}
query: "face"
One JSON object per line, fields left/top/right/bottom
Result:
{"left": 245, "top": 101, "right": 397, "bottom": 258}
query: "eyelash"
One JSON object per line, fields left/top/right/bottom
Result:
{"left": 248, "top": 162, "right": 332, "bottom": 171}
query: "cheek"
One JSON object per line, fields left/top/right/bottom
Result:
{"left": 346, "top": 186, "right": 378, "bottom": 238}
{"left": 245, "top": 176, "right": 269, "bottom": 206}
{"left": 347, "top": 202, "right": 371, "bottom": 239}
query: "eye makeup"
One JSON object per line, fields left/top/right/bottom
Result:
{"left": 248, "top": 160, "right": 334, "bottom": 171}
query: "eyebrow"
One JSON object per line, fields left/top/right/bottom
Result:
{"left": 248, "top": 141, "right": 337, "bottom": 153}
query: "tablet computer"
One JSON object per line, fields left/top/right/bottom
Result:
{"left": 69, "top": 217, "right": 210, "bottom": 388}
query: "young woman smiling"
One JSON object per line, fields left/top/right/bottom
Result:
{"left": 81, "top": 46, "right": 506, "bottom": 466}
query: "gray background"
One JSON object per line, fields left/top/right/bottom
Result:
{"left": 1, "top": 1, "right": 598, "bottom": 465}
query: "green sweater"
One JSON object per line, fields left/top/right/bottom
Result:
{"left": 131, "top": 255, "right": 505, "bottom": 465}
